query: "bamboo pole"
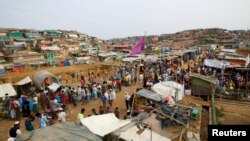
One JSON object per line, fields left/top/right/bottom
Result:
{"left": 130, "top": 32, "right": 146, "bottom": 118}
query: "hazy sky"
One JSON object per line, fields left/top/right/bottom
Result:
{"left": 0, "top": 0, "right": 250, "bottom": 39}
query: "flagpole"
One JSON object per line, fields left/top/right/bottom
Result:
{"left": 130, "top": 32, "right": 146, "bottom": 118}
{"left": 245, "top": 54, "right": 249, "bottom": 92}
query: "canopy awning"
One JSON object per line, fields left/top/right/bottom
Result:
{"left": 204, "top": 59, "right": 229, "bottom": 69}
{"left": 15, "top": 76, "right": 32, "bottom": 85}
{"left": 135, "top": 89, "right": 162, "bottom": 102}
{"left": 15, "top": 121, "right": 102, "bottom": 141}
{"left": 0, "top": 83, "right": 17, "bottom": 98}
{"left": 81, "top": 113, "right": 131, "bottom": 137}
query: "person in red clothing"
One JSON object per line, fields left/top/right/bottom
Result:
{"left": 69, "top": 90, "right": 74, "bottom": 104}
{"left": 60, "top": 90, "right": 67, "bottom": 105}
{"left": 80, "top": 76, "right": 85, "bottom": 86}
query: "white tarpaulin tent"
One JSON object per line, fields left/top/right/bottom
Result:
{"left": 41, "top": 45, "right": 61, "bottom": 51}
{"left": 152, "top": 81, "right": 184, "bottom": 101}
{"left": 204, "top": 59, "right": 229, "bottom": 69}
{"left": 81, "top": 113, "right": 131, "bottom": 137}
{"left": 119, "top": 126, "right": 171, "bottom": 141}
{"left": 221, "top": 48, "right": 236, "bottom": 53}
{"left": 47, "top": 83, "right": 61, "bottom": 92}
{"left": 0, "top": 83, "right": 17, "bottom": 97}
{"left": 15, "top": 76, "right": 32, "bottom": 85}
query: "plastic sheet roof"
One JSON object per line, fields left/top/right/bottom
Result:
{"left": 135, "top": 88, "right": 162, "bottom": 102}
{"left": 81, "top": 113, "right": 131, "bottom": 137}
{"left": 0, "top": 83, "right": 16, "bottom": 98}
{"left": 15, "top": 121, "right": 102, "bottom": 141}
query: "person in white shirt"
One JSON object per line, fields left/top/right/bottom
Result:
{"left": 139, "top": 73, "right": 144, "bottom": 84}
{"left": 124, "top": 92, "right": 130, "bottom": 110}
{"left": 77, "top": 86, "right": 83, "bottom": 101}
{"left": 32, "top": 94, "right": 38, "bottom": 113}
{"left": 57, "top": 108, "right": 66, "bottom": 123}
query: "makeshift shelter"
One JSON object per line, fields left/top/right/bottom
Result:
{"left": 63, "top": 59, "right": 71, "bottom": 66}
{"left": 81, "top": 113, "right": 131, "bottom": 137}
{"left": 32, "top": 70, "right": 59, "bottom": 90}
{"left": 161, "top": 46, "right": 170, "bottom": 53}
{"left": 189, "top": 73, "right": 217, "bottom": 98}
{"left": 134, "top": 89, "right": 162, "bottom": 109}
{"left": 119, "top": 126, "right": 170, "bottom": 141}
{"left": 15, "top": 76, "right": 32, "bottom": 86}
{"left": 73, "top": 57, "right": 91, "bottom": 64}
{"left": 14, "top": 76, "right": 33, "bottom": 94}
{"left": 42, "top": 45, "right": 61, "bottom": 66}
{"left": 15, "top": 121, "right": 102, "bottom": 141}
{"left": 0, "top": 83, "right": 17, "bottom": 98}
{"left": 135, "top": 89, "right": 162, "bottom": 102}
{"left": 204, "top": 59, "right": 229, "bottom": 69}
{"left": 220, "top": 48, "right": 236, "bottom": 53}
{"left": 12, "top": 62, "right": 25, "bottom": 72}
{"left": 152, "top": 81, "right": 184, "bottom": 101}
{"left": 111, "top": 113, "right": 172, "bottom": 141}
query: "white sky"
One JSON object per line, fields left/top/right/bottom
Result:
{"left": 0, "top": 0, "right": 249, "bottom": 39}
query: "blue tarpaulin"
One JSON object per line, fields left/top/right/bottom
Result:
{"left": 161, "top": 47, "right": 170, "bottom": 53}
{"left": 63, "top": 60, "right": 70, "bottom": 66}
{"left": 0, "top": 69, "right": 6, "bottom": 76}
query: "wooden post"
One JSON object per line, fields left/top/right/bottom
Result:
{"left": 210, "top": 83, "right": 217, "bottom": 125}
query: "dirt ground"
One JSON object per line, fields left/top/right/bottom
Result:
{"left": 0, "top": 64, "right": 100, "bottom": 83}
{"left": 217, "top": 112, "right": 250, "bottom": 125}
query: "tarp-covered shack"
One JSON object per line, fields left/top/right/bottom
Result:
{"left": 152, "top": 81, "right": 184, "bottom": 101}
{"left": 135, "top": 88, "right": 162, "bottom": 102}
{"left": 32, "top": 70, "right": 59, "bottom": 90}
{"left": 189, "top": 73, "right": 217, "bottom": 99}
{"left": 0, "top": 83, "right": 17, "bottom": 98}
{"left": 15, "top": 121, "right": 102, "bottom": 141}
{"left": 111, "top": 113, "right": 172, "bottom": 141}
{"left": 14, "top": 76, "right": 33, "bottom": 95}
{"left": 134, "top": 89, "right": 162, "bottom": 109}
{"left": 14, "top": 76, "right": 32, "bottom": 86}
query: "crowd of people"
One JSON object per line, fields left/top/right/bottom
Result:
{"left": 3, "top": 47, "right": 250, "bottom": 140}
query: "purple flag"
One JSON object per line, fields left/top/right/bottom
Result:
{"left": 130, "top": 36, "right": 145, "bottom": 55}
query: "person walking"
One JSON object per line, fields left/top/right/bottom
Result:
{"left": 124, "top": 92, "right": 130, "bottom": 110}
{"left": 100, "top": 93, "right": 108, "bottom": 110}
